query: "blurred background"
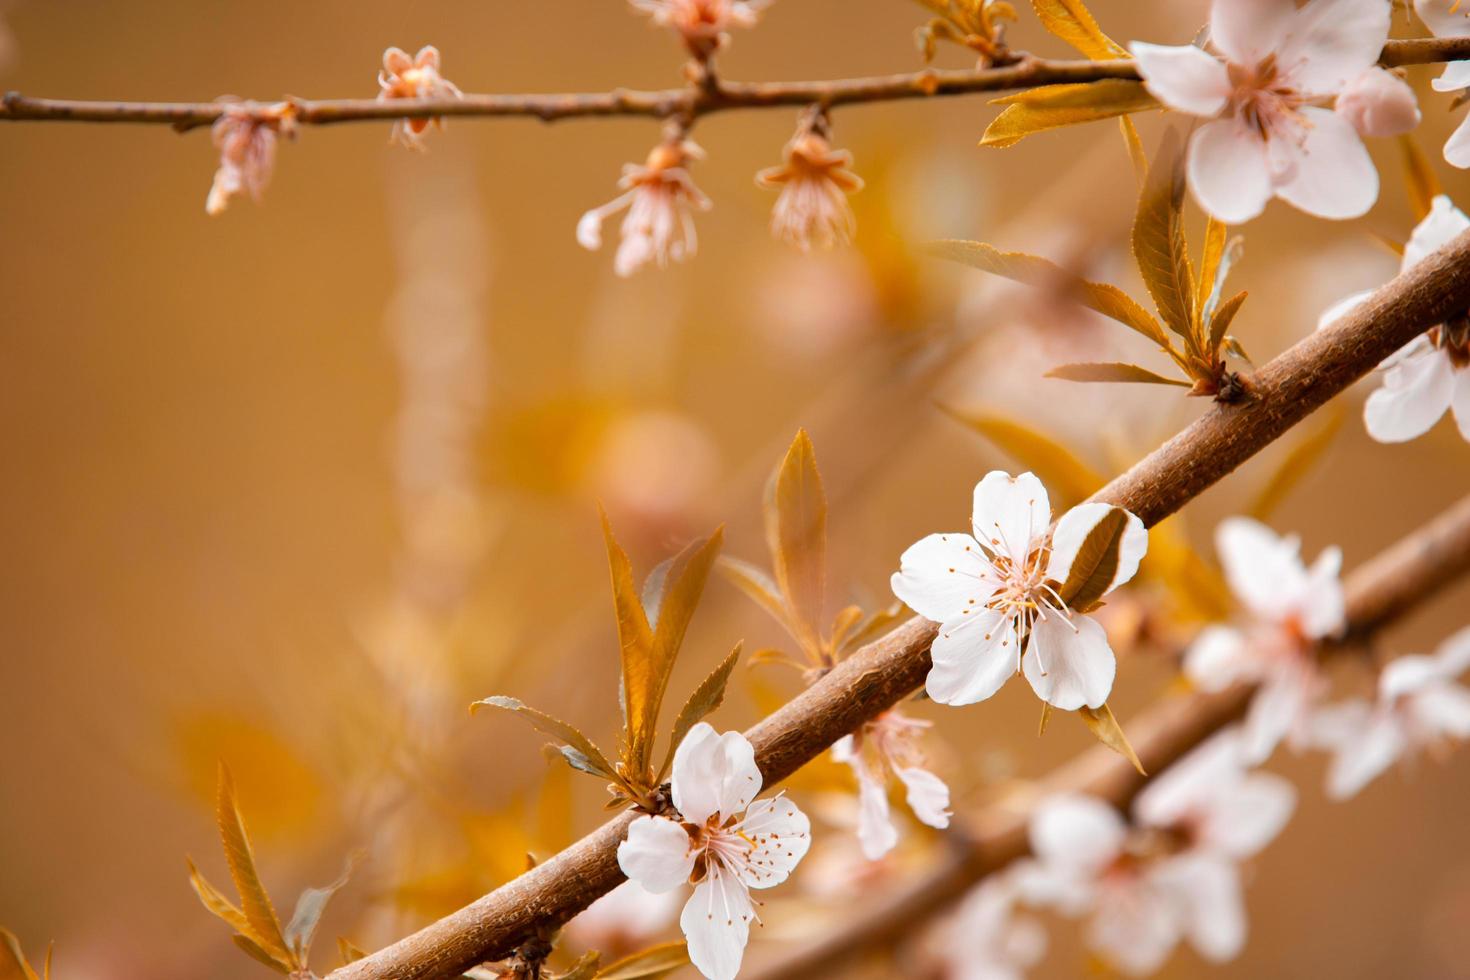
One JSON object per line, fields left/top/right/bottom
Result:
{"left": 1, "top": 1, "right": 1468, "bottom": 977}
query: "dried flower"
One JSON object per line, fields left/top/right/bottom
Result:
{"left": 205, "top": 100, "right": 295, "bottom": 216}
{"left": 377, "top": 45, "right": 463, "bottom": 150}
{"left": 757, "top": 123, "right": 863, "bottom": 251}
{"left": 577, "top": 139, "right": 712, "bottom": 277}
{"left": 913, "top": 0, "right": 1018, "bottom": 65}
{"left": 630, "top": 0, "right": 770, "bottom": 58}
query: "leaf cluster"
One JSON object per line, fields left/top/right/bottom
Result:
{"left": 474, "top": 515, "right": 737, "bottom": 812}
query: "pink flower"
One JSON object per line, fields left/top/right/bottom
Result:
{"left": 377, "top": 45, "right": 463, "bottom": 150}
{"left": 577, "top": 139, "right": 712, "bottom": 277}
{"left": 757, "top": 127, "right": 864, "bottom": 251}
{"left": 1129, "top": 0, "right": 1392, "bottom": 223}
{"left": 830, "top": 709, "right": 950, "bottom": 860}
{"left": 1336, "top": 66, "right": 1421, "bottom": 137}
{"left": 630, "top": 0, "right": 770, "bottom": 57}
{"left": 205, "top": 101, "right": 294, "bottom": 216}
{"left": 1414, "top": 0, "right": 1470, "bottom": 166}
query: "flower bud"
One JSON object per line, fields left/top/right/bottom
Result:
{"left": 1336, "top": 67, "right": 1421, "bottom": 138}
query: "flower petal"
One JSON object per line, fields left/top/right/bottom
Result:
{"left": 680, "top": 869, "right": 753, "bottom": 980}
{"left": 1154, "top": 854, "right": 1246, "bottom": 963}
{"left": 1204, "top": 771, "right": 1297, "bottom": 856}
{"left": 1404, "top": 195, "right": 1470, "bottom": 270}
{"left": 1029, "top": 794, "right": 1126, "bottom": 874}
{"left": 1133, "top": 728, "right": 1245, "bottom": 829}
{"left": 1210, "top": 0, "right": 1294, "bottom": 66}
{"left": 1452, "top": 365, "right": 1470, "bottom": 441}
{"left": 1085, "top": 878, "right": 1182, "bottom": 976}
{"left": 734, "top": 794, "right": 811, "bottom": 888}
{"left": 1444, "top": 112, "right": 1470, "bottom": 169}
{"left": 851, "top": 768, "right": 897, "bottom": 861}
{"left": 895, "top": 766, "right": 952, "bottom": 829}
{"left": 1241, "top": 667, "right": 1309, "bottom": 763}
{"left": 1436, "top": 624, "right": 1470, "bottom": 676}
{"left": 1023, "top": 612, "right": 1116, "bottom": 710}
{"left": 1335, "top": 67, "right": 1421, "bottom": 139}
{"left": 1184, "top": 625, "right": 1257, "bottom": 692}
{"left": 1188, "top": 118, "right": 1274, "bottom": 224}
{"left": 618, "top": 816, "right": 696, "bottom": 893}
{"left": 1214, "top": 517, "right": 1306, "bottom": 623}
{"left": 672, "top": 723, "right": 762, "bottom": 825}
{"left": 1279, "top": 0, "right": 1391, "bottom": 96}
{"left": 1325, "top": 712, "right": 1405, "bottom": 799}
{"left": 1046, "top": 502, "right": 1148, "bottom": 598}
{"left": 890, "top": 532, "right": 994, "bottom": 622}
{"left": 1131, "top": 42, "right": 1231, "bottom": 117}
{"left": 972, "top": 471, "right": 1050, "bottom": 567}
{"left": 1275, "top": 107, "right": 1379, "bottom": 220}
{"left": 1299, "top": 545, "right": 1345, "bottom": 639}
{"left": 925, "top": 607, "right": 1020, "bottom": 706}
{"left": 1364, "top": 345, "right": 1455, "bottom": 442}
{"left": 1410, "top": 682, "right": 1470, "bottom": 738}
{"left": 1416, "top": 0, "right": 1470, "bottom": 39}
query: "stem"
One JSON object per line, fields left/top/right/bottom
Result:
{"left": 2, "top": 38, "right": 1467, "bottom": 129}
{"left": 326, "top": 226, "right": 1470, "bottom": 980}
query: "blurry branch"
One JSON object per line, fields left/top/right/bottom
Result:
{"left": 2, "top": 38, "right": 1467, "bottom": 129}
{"left": 752, "top": 492, "right": 1470, "bottom": 979}
{"left": 327, "top": 226, "right": 1470, "bottom": 980}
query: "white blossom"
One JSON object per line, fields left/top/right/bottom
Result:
{"left": 1320, "top": 195, "right": 1470, "bottom": 443}
{"left": 937, "top": 876, "right": 1047, "bottom": 980}
{"left": 578, "top": 139, "right": 712, "bottom": 277}
{"left": 1184, "top": 518, "right": 1344, "bottom": 763}
{"left": 1413, "top": 0, "right": 1470, "bottom": 166}
{"left": 831, "top": 709, "right": 951, "bottom": 860}
{"left": 617, "top": 724, "right": 810, "bottom": 980}
{"left": 891, "top": 471, "right": 1148, "bottom": 711}
{"left": 1311, "top": 626, "right": 1470, "bottom": 799}
{"left": 1130, "top": 0, "right": 1394, "bottom": 223}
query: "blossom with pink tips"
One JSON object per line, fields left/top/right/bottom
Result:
{"left": 1129, "top": 0, "right": 1393, "bottom": 223}
{"left": 377, "top": 46, "right": 463, "bottom": 150}
{"left": 577, "top": 139, "right": 712, "bottom": 277}
{"left": 757, "top": 124, "right": 864, "bottom": 251}
{"left": 630, "top": 0, "right": 770, "bottom": 58}
{"left": 205, "top": 101, "right": 294, "bottom": 216}
{"left": 830, "top": 709, "right": 950, "bottom": 860}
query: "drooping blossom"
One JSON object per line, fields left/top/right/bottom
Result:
{"left": 1311, "top": 626, "right": 1470, "bottom": 799}
{"left": 630, "top": 0, "right": 770, "bottom": 58}
{"left": 891, "top": 471, "right": 1148, "bottom": 711}
{"left": 1320, "top": 195, "right": 1470, "bottom": 443}
{"left": 1184, "top": 518, "right": 1345, "bottom": 763}
{"left": 565, "top": 879, "right": 682, "bottom": 959}
{"left": 756, "top": 119, "right": 864, "bottom": 251}
{"left": 617, "top": 723, "right": 810, "bottom": 980}
{"left": 935, "top": 875, "right": 1047, "bottom": 980}
{"left": 578, "top": 138, "right": 712, "bottom": 277}
{"left": 1413, "top": 0, "right": 1470, "bottom": 166}
{"left": 1016, "top": 733, "right": 1293, "bottom": 975}
{"left": 1129, "top": 0, "right": 1394, "bottom": 223}
{"left": 1336, "top": 67, "right": 1422, "bottom": 137}
{"left": 205, "top": 101, "right": 295, "bottom": 216}
{"left": 376, "top": 46, "right": 464, "bottom": 150}
{"left": 831, "top": 709, "right": 951, "bottom": 860}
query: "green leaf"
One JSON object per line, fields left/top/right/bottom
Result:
{"left": 1046, "top": 362, "right": 1191, "bottom": 386}
{"left": 1055, "top": 507, "right": 1128, "bottom": 611}
{"left": 1207, "top": 291, "right": 1249, "bottom": 357}
{"left": 1031, "top": 0, "right": 1129, "bottom": 59}
{"left": 764, "top": 430, "right": 827, "bottom": 653}
{"left": 658, "top": 644, "right": 743, "bottom": 781}
{"left": 1247, "top": 411, "right": 1344, "bottom": 521}
{"left": 595, "top": 941, "right": 692, "bottom": 980}
{"left": 925, "top": 240, "right": 1168, "bottom": 347}
{"left": 981, "top": 80, "right": 1158, "bottom": 148}
{"left": 470, "top": 697, "right": 617, "bottom": 780}
{"left": 284, "top": 857, "right": 355, "bottom": 963}
{"left": 216, "top": 764, "right": 293, "bottom": 968}
{"left": 1133, "top": 130, "right": 1197, "bottom": 353}
{"left": 939, "top": 408, "right": 1104, "bottom": 510}
{"left": 1079, "top": 703, "right": 1146, "bottom": 775}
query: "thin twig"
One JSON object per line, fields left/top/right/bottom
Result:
{"left": 2, "top": 38, "right": 1468, "bottom": 131}
{"left": 751, "top": 493, "right": 1470, "bottom": 980}
{"left": 326, "top": 225, "right": 1470, "bottom": 980}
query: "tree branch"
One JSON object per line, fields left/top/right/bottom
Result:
{"left": 325, "top": 221, "right": 1470, "bottom": 980}
{"left": 751, "top": 492, "right": 1470, "bottom": 979}
{"left": 2, "top": 38, "right": 1467, "bottom": 130}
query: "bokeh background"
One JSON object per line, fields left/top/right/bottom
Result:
{"left": 1, "top": 1, "right": 1468, "bottom": 977}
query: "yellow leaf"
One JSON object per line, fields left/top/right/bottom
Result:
{"left": 1038, "top": 701, "right": 1053, "bottom": 736}
{"left": 186, "top": 856, "right": 251, "bottom": 936}
{"left": 718, "top": 556, "right": 798, "bottom": 640}
{"left": 658, "top": 644, "right": 743, "bottom": 781}
{"left": 470, "top": 697, "right": 617, "bottom": 780}
{"left": 1031, "top": 0, "right": 1128, "bottom": 58}
{"left": 1078, "top": 703, "right": 1145, "bottom": 775}
{"left": 231, "top": 934, "right": 291, "bottom": 975}
{"left": 764, "top": 430, "right": 826, "bottom": 653}
{"left": 1, "top": 927, "right": 40, "bottom": 980}
{"left": 338, "top": 937, "right": 369, "bottom": 965}
{"left": 595, "top": 941, "right": 692, "bottom": 980}
{"left": 982, "top": 80, "right": 1158, "bottom": 148}
{"left": 925, "top": 240, "right": 1168, "bottom": 348}
{"left": 938, "top": 409, "right": 1104, "bottom": 509}
{"left": 1196, "top": 216, "right": 1227, "bottom": 324}
{"left": 216, "top": 764, "right": 293, "bottom": 967}
{"left": 1133, "top": 130, "right": 1197, "bottom": 354}
{"left": 1400, "top": 134, "right": 1443, "bottom": 224}
{"left": 1207, "top": 291, "right": 1249, "bottom": 357}
{"left": 601, "top": 509, "right": 656, "bottom": 769}
{"left": 1055, "top": 508, "right": 1130, "bottom": 611}
{"left": 1248, "top": 410, "right": 1344, "bottom": 522}
{"left": 1120, "top": 116, "right": 1147, "bottom": 190}
{"left": 832, "top": 602, "right": 907, "bottom": 656}
{"left": 1046, "top": 362, "right": 1191, "bottom": 386}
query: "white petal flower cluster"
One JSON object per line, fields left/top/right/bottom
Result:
{"left": 1415, "top": 0, "right": 1470, "bottom": 166}
{"left": 1184, "top": 518, "right": 1344, "bottom": 763}
{"left": 1320, "top": 195, "right": 1470, "bottom": 444}
{"left": 1013, "top": 730, "right": 1295, "bottom": 976}
{"left": 1131, "top": 0, "right": 1397, "bottom": 223}
{"left": 935, "top": 875, "right": 1047, "bottom": 980}
{"left": 1311, "top": 626, "right": 1470, "bottom": 799}
{"left": 617, "top": 723, "right": 810, "bottom": 980}
{"left": 891, "top": 472, "right": 1147, "bottom": 712}
{"left": 831, "top": 709, "right": 951, "bottom": 860}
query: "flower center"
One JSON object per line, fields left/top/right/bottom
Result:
{"left": 1227, "top": 55, "right": 1308, "bottom": 144}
